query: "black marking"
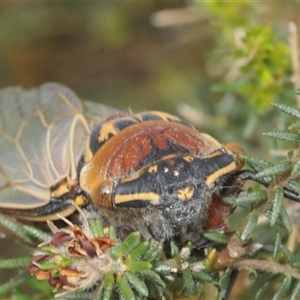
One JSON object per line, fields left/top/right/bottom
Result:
{"left": 114, "top": 118, "right": 137, "bottom": 131}
{"left": 140, "top": 112, "right": 194, "bottom": 128}
{"left": 113, "top": 199, "right": 150, "bottom": 208}
{"left": 237, "top": 170, "right": 300, "bottom": 202}
{"left": 89, "top": 122, "right": 105, "bottom": 154}
{"left": 140, "top": 112, "right": 165, "bottom": 121}
{"left": 0, "top": 198, "right": 74, "bottom": 218}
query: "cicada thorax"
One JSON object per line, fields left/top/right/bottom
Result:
{"left": 79, "top": 111, "right": 245, "bottom": 236}
{"left": 84, "top": 111, "right": 190, "bottom": 161}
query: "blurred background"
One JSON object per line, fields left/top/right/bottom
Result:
{"left": 1, "top": 2, "right": 300, "bottom": 299}
{"left": 0, "top": 1, "right": 299, "bottom": 147}
{"left": 0, "top": 2, "right": 299, "bottom": 151}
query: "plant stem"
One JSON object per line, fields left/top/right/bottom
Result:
{"left": 232, "top": 258, "right": 300, "bottom": 280}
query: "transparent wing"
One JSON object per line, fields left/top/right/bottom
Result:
{"left": 82, "top": 100, "right": 122, "bottom": 126}
{"left": 0, "top": 83, "right": 90, "bottom": 209}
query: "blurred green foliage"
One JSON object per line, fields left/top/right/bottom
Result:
{"left": 193, "top": 1, "right": 298, "bottom": 161}
{"left": 213, "top": 25, "right": 293, "bottom": 111}
{"left": 199, "top": 2, "right": 294, "bottom": 112}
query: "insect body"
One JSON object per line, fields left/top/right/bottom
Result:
{"left": 0, "top": 83, "right": 278, "bottom": 243}
{"left": 80, "top": 111, "right": 245, "bottom": 241}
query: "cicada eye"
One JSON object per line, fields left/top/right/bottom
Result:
{"left": 91, "top": 180, "right": 114, "bottom": 209}
{"left": 224, "top": 143, "right": 245, "bottom": 171}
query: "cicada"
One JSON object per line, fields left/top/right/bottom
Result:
{"left": 0, "top": 83, "right": 298, "bottom": 243}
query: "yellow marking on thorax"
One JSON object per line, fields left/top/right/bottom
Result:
{"left": 117, "top": 164, "right": 158, "bottom": 185}
{"left": 119, "top": 172, "right": 141, "bottom": 184}
{"left": 151, "top": 111, "right": 181, "bottom": 122}
{"left": 205, "top": 150, "right": 223, "bottom": 159}
{"left": 148, "top": 165, "right": 158, "bottom": 173}
{"left": 98, "top": 122, "right": 119, "bottom": 142}
{"left": 51, "top": 184, "right": 69, "bottom": 198}
{"left": 205, "top": 161, "right": 237, "bottom": 188}
{"left": 51, "top": 177, "right": 75, "bottom": 198}
{"left": 114, "top": 192, "right": 160, "bottom": 205}
{"left": 183, "top": 155, "right": 195, "bottom": 162}
{"left": 177, "top": 187, "right": 194, "bottom": 201}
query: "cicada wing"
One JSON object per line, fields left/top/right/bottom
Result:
{"left": 0, "top": 83, "right": 90, "bottom": 209}
{"left": 82, "top": 100, "right": 122, "bottom": 125}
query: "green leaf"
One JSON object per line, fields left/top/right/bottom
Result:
{"left": 272, "top": 102, "right": 300, "bottom": 119}
{"left": 255, "top": 160, "right": 292, "bottom": 178}
{"left": 118, "top": 232, "right": 141, "bottom": 258}
{"left": 279, "top": 205, "right": 292, "bottom": 233}
{"left": 62, "top": 291, "right": 95, "bottom": 299}
{"left": 124, "top": 272, "right": 149, "bottom": 297}
{"left": 102, "top": 273, "right": 114, "bottom": 300}
{"left": 288, "top": 120, "right": 300, "bottom": 131}
{"left": 218, "top": 268, "right": 234, "bottom": 300}
{"left": 154, "top": 264, "right": 175, "bottom": 273}
{"left": 270, "top": 187, "right": 283, "bottom": 226}
{"left": 272, "top": 276, "right": 292, "bottom": 300}
{"left": 38, "top": 262, "right": 58, "bottom": 271}
{"left": 294, "top": 247, "right": 300, "bottom": 269}
{"left": 241, "top": 155, "right": 274, "bottom": 183}
{"left": 116, "top": 277, "right": 135, "bottom": 300}
{"left": 255, "top": 275, "right": 279, "bottom": 300}
{"left": 291, "top": 280, "right": 300, "bottom": 300}
{"left": 88, "top": 219, "right": 104, "bottom": 238}
{"left": 170, "top": 240, "right": 179, "bottom": 258}
{"left": 108, "top": 226, "right": 119, "bottom": 259}
{"left": 156, "top": 271, "right": 175, "bottom": 282}
{"left": 281, "top": 245, "right": 295, "bottom": 265}
{"left": 241, "top": 155, "right": 273, "bottom": 171}
{"left": 128, "top": 261, "right": 152, "bottom": 272}
{"left": 292, "top": 157, "right": 300, "bottom": 175}
{"left": 0, "top": 257, "right": 31, "bottom": 269}
{"left": 155, "top": 263, "right": 176, "bottom": 282}
{"left": 263, "top": 130, "right": 300, "bottom": 143}
{"left": 202, "top": 232, "right": 229, "bottom": 244}
{"left": 126, "top": 240, "right": 150, "bottom": 263}
{"left": 108, "top": 226, "right": 117, "bottom": 241}
{"left": 288, "top": 179, "right": 300, "bottom": 194}
{"left": 273, "top": 231, "right": 281, "bottom": 261}
{"left": 22, "top": 225, "right": 52, "bottom": 242}
{"left": 182, "top": 268, "right": 196, "bottom": 296}
{"left": 0, "top": 214, "right": 35, "bottom": 245}
{"left": 191, "top": 271, "right": 212, "bottom": 282}
{"left": 142, "top": 242, "right": 163, "bottom": 263}
{"left": 40, "top": 246, "right": 53, "bottom": 254}
{"left": 240, "top": 214, "right": 258, "bottom": 241}
{"left": 140, "top": 270, "right": 166, "bottom": 289}
{"left": 223, "top": 190, "right": 267, "bottom": 205}
{"left": 110, "top": 246, "right": 119, "bottom": 260}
